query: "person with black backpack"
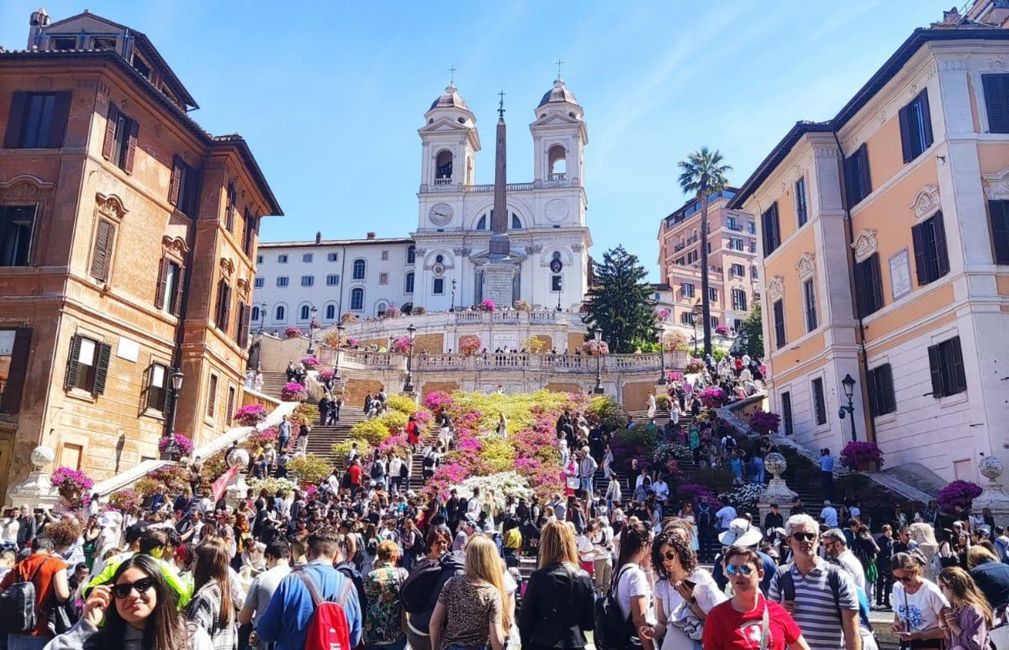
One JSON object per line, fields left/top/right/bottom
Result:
{"left": 400, "top": 526, "right": 462, "bottom": 650}
{"left": 596, "top": 520, "right": 655, "bottom": 650}
{"left": 0, "top": 536, "right": 70, "bottom": 648}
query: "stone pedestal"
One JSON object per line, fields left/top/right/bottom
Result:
{"left": 757, "top": 452, "right": 797, "bottom": 530}
{"left": 973, "top": 456, "right": 1009, "bottom": 527}
{"left": 482, "top": 261, "right": 517, "bottom": 309}
{"left": 8, "top": 446, "right": 60, "bottom": 510}
{"left": 225, "top": 448, "right": 251, "bottom": 507}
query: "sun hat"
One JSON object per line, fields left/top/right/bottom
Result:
{"left": 718, "top": 517, "right": 763, "bottom": 547}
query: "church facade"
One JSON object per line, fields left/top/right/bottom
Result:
{"left": 251, "top": 78, "right": 592, "bottom": 322}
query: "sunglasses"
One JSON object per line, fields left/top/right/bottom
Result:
{"left": 725, "top": 564, "right": 756, "bottom": 577}
{"left": 662, "top": 551, "right": 679, "bottom": 562}
{"left": 897, "top": 574, "right": 915, "bottom": 583}
{"left": 112, "top": 577, "right": 155, "bottom": 600}
{"left": 792, "top": 532, "right": 818, "bottom": 542}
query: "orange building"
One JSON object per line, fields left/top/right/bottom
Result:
{"left": 0, "top": 10, "right": 281, "bottom": 500}
{"left": 731, "top": 10, "right": 1009, "bottom": 482}
{"left": 657, "top": 189, "right": 760, "bottom": 335}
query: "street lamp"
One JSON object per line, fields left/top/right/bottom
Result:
{"left": 450, "top": 279, "right": 457, "bottom": 312}
{"left": 592, "top": 329, "right": 604, "bottom": 395}
{"left": 335, "top": 323, "right": 345, "bottom": 382}
{"left": 166, "top": 368, "right": 184, "bottom": 438}
{"left": 654, "top": 325, "right": 667, "bottom": 385}
{"left": 258, "top": 302, "right": 268, "bottom": 335}
{"left": 403, "top": 323, "right": 417, "bottom": 393}
{"left": 307, "top": 306, "right": 319, "bottom": 355}
{"left": 838, "top": 373, "right": 857, "bottom": 441}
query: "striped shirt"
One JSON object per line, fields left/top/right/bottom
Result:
{"left": 768, "top": 558, "right": 858, "bottom": 650}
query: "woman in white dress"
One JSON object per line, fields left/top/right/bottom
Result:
{"left": 669, "top": 399, "right": 681, "bottom": 426}
{"left": 647, "top": 394, "right": 657, "bottom": 419}
{"left": 602, "top": 443, "right": 614, "bottom": 479}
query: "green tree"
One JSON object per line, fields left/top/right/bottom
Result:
{"left": 738, "top": 301, "right": 765, "bottom": 358}
{"left": 583, "top": 246, "right": 656, "bottom": 353}
{"left": 678, "top": 147, "right": 732, "bottom": 357}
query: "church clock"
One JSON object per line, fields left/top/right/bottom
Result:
{"left": 429, "top": 203, "right": 454, "bottom": 226}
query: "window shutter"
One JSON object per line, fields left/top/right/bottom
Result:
{"left": 912, "top": 222, "right": 927, "bottom": 286}
{"left": 991, "top": 201, "right": 1009, "bottom": 263}
{"left": 920, "top": 90, "right": 933, "bottom": 149}
{"left": 168, "top": 156, "right": 182, "bottom": 206}
{"left": 858, "top": 144, "right": 872, "bottom": 198}
{"left": 238, "top": 302, "right": 251, "bottom": 348}
{"left": 89, "top": 219, "right": 115, "bottom": 281}
{"left": 173, "top": 265, "right": 185, "bottom": 317}
{"left": 48, "top": 92, "right": 72, "bottom": 148}
{"left": 220, "top": 283, "right": 232, "bottom": 333}
{"left": 102, "top": 103, "right": 119, "bottom": 160}
{"left": 3, "top": 92, "right": 28, "bottom": 148}
{"left": 928, "top": 344, "right": 943, "bottom": 397}
{"left": 899, "top": 104, "right": 913, "bottom": 163}
{"left": 123, "top": 119, "right": 139, "bottom": 174}
{"left": 93, "top": 342, "right": 112, "bottom": 395}
{"left": 0, "top": 328, "right": 33, "bottom": 413}
{"left": 933, "top": 212, "right": 950, "bottom": 277}
{"left": 154, "top": 257, "right": 168, "bottom": 309}
{"left": 881, "top": 364, "right": 895, "bottom": 414}
{"left": 866, "top": 367, "right": 878, "bottom": 417}
{"left": 950, "top": 337, "right": 966, "bottom": 394}
{"left": 983, "top": 74, "right": 1009, "bottom": 133}
{"left": 63, "top": 335, "right": 82, "bottom": 390}
{"left": 868, "top": 254, "right": 884, "bottom": 314}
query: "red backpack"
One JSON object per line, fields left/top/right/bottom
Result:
{"left": 294, "top": 569, "right": 354, "bottom": 650}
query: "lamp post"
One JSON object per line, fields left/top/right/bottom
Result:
{"left": 839, "top": 373, "right": 858, "bottom": 441}
{"left": 258, "top": 302, "right": 268, "bottom": 335}
{"left": 403, "top": 323, "right": 416, "bottom": 393}
{"left": 450, "top": 279, "right": 457, "bottom": 312}
{"left": 335, "top": 323, "right": 345, "bottom": 382}
{"left": 307, "top": 306, "right": 319, "bottom": 355}
{"left": 593, "top": 329, "right": 604, "bottom": 394}
{"left": 655, "top": 325, "right": 667, "bottom": 385}
{"left": 166, "top": 368, "right": 184, "bottom": 438}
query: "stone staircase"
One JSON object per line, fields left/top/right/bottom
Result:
{"left": 260, "top": 371, "right": 290, "bottom": 397}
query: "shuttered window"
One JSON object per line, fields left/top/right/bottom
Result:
{"left": 795, "top": 177, "right": 808, "bottom": 227}
{"left": 866, "top": 363, "right": 896, "bottom": 417}
{"left": 811, "top": 377, "right": 827, "bottom": 426}
{"left": 226, "top": 386, "right": 236, "bottom": 426}
{"left": 3, "top": 92, "right": 72, "bottom": 149}
{"left": 772, "top": 299, "right": 786, "bottom": 349}
{"left": 242, "top": 211, "right": 257, "bottom": 257}
{"left": 168, "top": 156, "right": 201, "bottom": 217}
{"left": 982, "top": 73, "right": 1009, "bottom": 133}
{"left": 0, "top": 205, "right": 37, "bottom": 267}
{"left": 988, "top": 200, "right": 1009, "bottom": 264}
{"left": 0, "top": 328, "right": 32, "bottom": 413}
{"left": 101, "top": 103, "right": 138, "bottom": 173}
{"left": 761, "top": 202, "right": 781, "bottom": 255}
{"left": 154, "top": 258, "right": 184, "bottom": 316}
{"left": 236, "top": 302, "right": 251, "bottom": 348}
{"left": 844, "top": 144, "right": 872, "bottom": 206}
{"left": 732, "top": 289, "right": 747, "bottom": 311}
{"left": 911, "top": 211, "right": 950, "bottom": 286}
{"left": 225, "top": 182, "right": 236, "bottom": 232}
{"left": 781, "top": 391, "right": 793, "bottom": 436}
{"left": 89, "top": 219, "right": 116, "bottom": 281}
{"left": 206, "top": 374, "right": 218, "bottom": 418}
{"left": 215, "top": 280, "right": 232, "bottom": 334}
{"left": 803, "top": 278, "right": 817, "bottom": 332}
{"left": 899, "top": 90, "right": 933, "bottom": 163}
{"left": 854, "top": 253, "right": 885, "bottom": 317}
{"left": 63, "top": 334, "right": 111, "bottom": 395}
{"left": 928, "top": 336, "right": 967, "bottom": 398}
{"left": 146, "top": 363, "right": 168, "bottom": 412}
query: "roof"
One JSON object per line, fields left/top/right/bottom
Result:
{"left": 539, "top": 79, "right": 579, "bottom": 108}
{"left": 0, "top": 49, "right": 282, "bottom": 215}
{"left": 259, "top": 237, "right": 415, "bottom": 249}
{"left": 729, "top": 27, "right": 1009, "bottom": 209}
{"left": 429, "top": 83, "right": 470, "bottom": 111}
{"left": 662, "top": 187, "right": 739, "bottom": 226}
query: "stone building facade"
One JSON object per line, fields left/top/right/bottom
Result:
{"left": 0, "top": 10, "right": 281, "bottom": 500}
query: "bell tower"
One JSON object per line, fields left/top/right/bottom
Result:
{"left": 418, "top": 82, "right": 480, "bottom": 190}
{"left": 530, "top": 75, "right": 587, "bottom": 188}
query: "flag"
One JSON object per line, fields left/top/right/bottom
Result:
{"left": 211, "top": 464, "right": 241, "bottom": 503}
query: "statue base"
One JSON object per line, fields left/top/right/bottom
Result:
{"left": 973, "top": 481, "right": 1009, "bottom": 527}
{"left": 757, "top": 477, "right": 797, "bottom": 532}
{"left": 482, "top": 261, "right": 517, "bottom": 309}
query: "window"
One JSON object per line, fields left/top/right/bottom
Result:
{"left": 274, "top": 305, "right": 285, "bottom": 321}
{"left": 710, "top": 316, "right": 719, "bottom": 329}
{"left": 732, "top": 289, "right": 748, "bottom": 311}
{"left": 243, "top": 212, "right": 257, "bottom": 256}
{"left": 352, "top": 259, "right": 366, "bottom": 280}
{"left": 236, "top": 302, "right": 251, "bottom": 348}
{"left": 751, "top": 265, "right": 758, "bottom": 279}
{"left": 350, "top": 288, "right": 364, "bottom": 310}
{"left": 680, "top": 312, "right": 692, "bottom": 325}
{"left": 64, "top": 335, "right": 111, "bottom": 395}
{"left": 746, "top": 222, "right": 756, "bottom": 235}
{"left": 155, "top": 259, "right": 183, "bottom": 316}
{"left": 407, "top": 246, "right": 415, "bottom": 264}
{"left": 989, "top": 200, "right": 1009, "bottom": 264}
{"left": 326, "top": 274, "right": 339, "bottom": 286}
{"left": 731, "top": 264, "right": 745, "bottom": 278}
{"left": 982, "top": 74, "right": 1009, "bottom": 133}
{"left": 912, "top": 212, "right": 950, "bottom": 286}
{"left": 169, "top": 156, "right": 201, "bottom": 217}
{"left": 511, "top": 214, "right": 522, "bottom": 229}
{"left": 761, "top": 203, "right": 781, "bottom": 255}
{"left": 0, "top": 328, "right": 32, "bottom": 413}
{"left": 300, "top": 275, "right": 314, "bottom": 287}
{"left": 681, "top": 283, "right": 695, "bottom": 299}
{"left": 795, "top": 177, "right": 808, "bottom": 227}
{"left": 146, "top": 363, "right": 168, "bottom": 412}
{"left": 257, "top": 255, "right": 263, "bottom": 264}
{"left": 276, "top": 276, "right": 288, "bottom": 288}
{"left": 99, "top": 104, "right": 139, "bottom": 173}
{"left": 781, "top": 392, "right": 793, "bottom": 435}
{"left": 726, "top": 215, "right": 739, "bottom": 231}
{"left": 803, "top": 278, "right": 817, "bottom": 332}
{"left": 300, "top": 305, "right": 311, "bottom": 321}
{"left": 854, "top": 253, "right": 884, "bottom": 317}
{"left": 325, "top": 304, "right": 336, "bottom": 320}
{"left": 224, "top": 183, "right": 236, "bottom": 232}
{"left": 328, "top": 252, "right": 338, "bottom": 262}
{"left": 675, "top": 257, "right": 684, "bottom": 265}
{"left": 215, "top": 280, "right": 232, "bottom": 333}
{"left": 687, "top": 250, "right": 698, "bottom": 264}
{"left": 254, "top": 277, "right": 264, "bottom": 289}
{"left": 206, "top": 374, "right": 218, "bottom": 418}
{"left": 226, "top": 386, "right": 236, "bottom": 426}
{"left": 251, "top": 306, "right": 260, "bottom": 321}
{"left": 405, "top": 272, "right": 414, "bottom": 294}
{"left": 89, "top": 219, "right": 116, "bottom": 282}
{"left": 728, "top": 238, "right": 744, "bottom": 251}
{"left": 844, "top": 144, "right": 872, "bottom": 206}
{"left": 772, "top": 299, "right": 785, "bottom": 349}
{"left": 928, "top": 336, "right": 967, "bottom": 398}
{"left": 0, "top": 205, "right": 36, "bottom": 267}
{"left": 476, "top": 215, "right": 487, "bottom": 230}
{"left": 708, "top": 287, "right": 718, "bottom": 302}
{"left": 867, "top": 363, "right": 896, "bottom": 417}
{"left": 3, "top": 92, "right": 71, "bottom": 149}
{"left": 52, "top": 37, "right": 77, "bottom": 50}
{"left": 433, "top": 278, "right": 445, "bottom": 295}
{"left": 552, "top": 275, "right": 562, "bottom": 291}
{"left": 278, "top": 254, "right": 288, "bottom": 264}
{"left": 303, "top": 253, "right": 313, "bottom": 263}
{"left": 899, "top": 90, "right": 933, "bottom": 163}
{"left": 707, "top": 242, "right": 712, "bottom": 254}
{"left": 811, "top": 377, "right": 827, "bottom": 426}
{"left": 381, "top": 250, "right": 389, "bottom": 261}
{"left": 379, "top": 273, "right": 388, "bottom": 285}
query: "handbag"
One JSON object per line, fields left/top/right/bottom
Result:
{"left": 567, "top": 476, "right": 581, "bottom": 490}
{"left": 668, "top": 582, "right": 704, "bottom": 641}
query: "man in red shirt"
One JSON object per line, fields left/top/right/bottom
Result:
{"left": 347, "top": 458, "right": 363, "bottom": 496}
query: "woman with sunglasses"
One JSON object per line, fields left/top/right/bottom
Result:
{"left": 702, "top": 546, "right": 809, "bottom": 650}
{"left": 890, "top": 551, "right": 948, "bottom": 649}
{"left": 937, "top": 566, "right": 993, "bottom": 650}
{"left": 44, "top": 554, "right": 207, "bottom": 650}
{"left": 642, "top": 529, "right": 724, "bottom": 650}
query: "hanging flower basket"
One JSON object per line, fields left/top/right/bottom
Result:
{"left": 158, "top": 433, "right": 193, "bottom": 459}
{"left": 51, "top": 466, "right": 94, "bottom": 507}
{"left": 281, "top": 382, "right": 308, "bottom": 402}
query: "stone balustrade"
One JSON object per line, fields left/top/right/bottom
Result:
{"left": 322, "top": 350, "right": 684, "bottom": 374}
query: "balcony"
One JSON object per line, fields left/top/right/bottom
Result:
{"left": 548, "top": 172, "right": 567, "bottom": 181}
{"left": 726, "top": 223, "right": 743, "bottom": 232}
{"left": 674, "top": 242, "right": 685, "bottom": 252}
{"left": 433, "top": 178, "right": 453, "bottom": 186}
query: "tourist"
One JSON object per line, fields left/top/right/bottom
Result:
{"left": 820, "top": 500, "right": 839, "bottom": 528}
{"left": 277, "top": 416, "right": 292, "bottom": 454}
{"left": 578, "top": 447, "right": 598, "bottom": 495}
{"left": 602, "top": 443, "right": 614, "bottom": 480}
{"left": 937, "top": 566, "right": 993, "bottom": 650}
{"left": 647, "top": 394, "right": 657, "bottom": 420}
{"left": 714, "top": 501, "right": 737, "bottom": 535}
{"left": 874, "top": 524, "right": 895, "bottom": 610}
{"left": 615, "top": 520, "right": 655, "bottom": 650}
{"left": 820, "top": 529, "right": 877, "bottom": 650}
{"left": 819, "top": 449, "right": 835, "bottom": 502}
{"left": 363, "top": 540, "right": 409, "bottom": 650}
{"left": 890, "top": 551, "right": 947, "bottom": 649}
{"left": 185, "top": 536, "right": 237, "bottom": 649}
{"left": 2, "top": 536, "right": 70, "bottom": 649}
{"left": 238, "top": 539, "right": 292, "bottom": 636}
{"left": 518, "top": 521, "right": 595, "bottom": 649}
{"left": 702, "top": 545, "right": 809, "bottom": 650}
{"left": 401, "top": 525, "right": 463, "bottom": 650}
{"left": 713, "top": 518, "right": 775, "bottom": 595}
{"left": 496, "top": 413, "right": 508, "bottom": 437}
{"left": 428, "top": 535, "right": 510, "bottom": 650}
{"left": 966, "top": 545, "right": 1009, "bottom": 611}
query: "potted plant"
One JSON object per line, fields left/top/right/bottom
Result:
{"left": 459, "top": 335, "right": 482, "bottom": 357}
{"left": 391, "top": 336, "right": 412, "bottom": 354}
{"left": 233, "top": 404, "right": 268, "bottom": 427}
{"left": 383, "top": 304, "right": 400, "bottom": 318}
{"left": 285, "top": 326, "right": 302, "bottom": 339}
{"left": 698, "top": 386, "right": 727, "bottom": 408}
{"left": 51, "top": 466, "right": 94, "bottom": 508}
{"left": 158, "top": 433, "right": 194, "bottom": 460}
{"left": 281, "top": 382, "right": 308, "bottom": 402}
{"left": 301, "top": 356, "right": 320, "bottom": 368}
{"left": 715, "top": 324, "right": 730, "bottom": 336}
{"left": 478, "top": 298, "right": 496, "bottom": 312}
{"left": 581, "top": 339, "right": 610, "bottom": 356}
{"left": 839, "top": 440, "right": 884, "bottom": 471}
{"left": 937, "top": 479, "right": 983, "bottom": 513}
{"left": 748, "top": 410, "right": 781, "bottom": 435}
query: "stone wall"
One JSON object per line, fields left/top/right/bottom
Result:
{"left": 421, "top": 381, "right": 461, "bottom": 398}
{"left": 414, "top": 333, "right": 444, "bottom": 355}
{"left": 545, "top": 382, "right": 584, "bottom": 393}
{"left": 622, "top": 381, "right": 657, "bottom": 412}
{"left": 344, "top": 379, "right": 385, "bottom": 406}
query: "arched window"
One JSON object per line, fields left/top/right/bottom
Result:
{"left": 251, "top": 306, "right": 260, "bottom": 321}
{"left": 548, "top": 145, "right": 567, "bottom": 179}
{"left": 405, "top": 272, "right": 415, "bottom": 294}
{"left": 476, "top": 215, "right": 487, "bottom": 230}
{"left": 275, "top": 305, "right": 286, "bottom": 321}
{"left": 352, "top": 259, "right": 366, "bottom": 280}
{"left": 376, "top": 301, "right": 388, "bottom": 318}
{"left": 325, "top": 304, "right": 336, "bottom": 320}
{"left": 511, "top": 214, "right": 522, "bottom": 229}
{"left": 300, "top": 304, "right": 311, "bottom": 321}
{"left": 350, "top": 288, "right": 364, "bottom": 310}
{"left": 407, "top": 245, "right": 416, "bottom": 264}
{"left": 435, "top": 150, "right": 453, "bottom": 183}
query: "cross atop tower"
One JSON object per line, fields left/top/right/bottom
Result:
{"left": 555, "top": 58, "right": 564, "bottom": 80}
{"left": 448, "top": 65, "right": 457, "bottom": 85}
{"left": 497, "top": 91, "right": 506, "bottom": 119}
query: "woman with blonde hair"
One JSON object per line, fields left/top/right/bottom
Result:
{"left": 429, "top": 534, "right": 509, "bottom": 650}
{"left": 966, "top": 544, "right": 1009, "bottom": 611}
{"left": 890, "top": 551, "right": 948, "bottom": 649}
{"left": 185, "top": 535, "right": 237, "bottom": 649}
{"left": 937, "top": 566, "right": 992, "bottom": 650}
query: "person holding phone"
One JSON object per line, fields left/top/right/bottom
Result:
{"left": 890, "top": 551, "right": 948, "bottom": 649}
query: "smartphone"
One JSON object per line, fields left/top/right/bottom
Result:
{"left": 682, "top": 579, "right": 696, "bottom": 591}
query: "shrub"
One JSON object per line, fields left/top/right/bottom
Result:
{"left": 199, "top": 450, "right": 229, "bottom": 482}
{"left": 459, "top": 335, "right": 482, "bottom": 356}
{"left": 133, "top": 478, "right": 161, "bottom": 499}
{"left": 158, "top": 433, "right": 194, "bottom": 457}
{"left": 413, "top": 306, "right": 427, "bottom": 315}
{"left": 340, "top": 313, "right": 357, "bottom": 324}
{"left": 281, "top": 382, "right": 307, "bottom": 402}
{"left": 655, "top": 394, "right": 671, "bottom": 410}
{"left": 323, "top": 331, "right": 343, "bottom": 348}
{"left": 937, "top": 480, "right": 983, "bottom": 514}
{"left": 424, "top": 391, "right": 455, "bottom": 411}
{"left": 676, "top": 481, "right": 719, "bottom": 506}
{"left": 107, "top": 489, "right": 141, "bottom": 512}
{"left": 684, "top": 357, "right": 705, "bottom": 374}
{"left": 233, "top": 404, "right": 268, "bottom": 427}
{"left": 663, "top": 332, "right": 688, "bottom": 353}
{"left": 581, "top": 339, "right": 610, "bottom": 356}
{"left": 719, "top": 484, "right": 764, "bottom": 510}
{"left": 391, "top": 336, "right": 412, "bottom": 354}
{"left": 331, "top": 438, "right": 372, "bottom": 460}
{"left": 478, "top": 298, "right": 496, "bottom": 312}
{"left": 286, "top": 454, "right": 334, "bottom": 486}
{"left": 513, "top": 299, "right": 530, "bottom": 311}
{"left": 587, "top": 396, "right": 627, "bottom": 432}
{"left": 291, "top": 403, "right": 319, "bottom": 428}
{"left": 350, "top": 418, "right": 394, "bottom": 445}
{"left": 698, "top": 386, "right": 727, "bottom": 408}
{"left": 666, "top": 371, "right": 685, "bottom": 383}
{"left": 148, "top": 465, "right": 190, "bottom": 493}
{"left": 285, "top": 326, "right": 302, "bottom": 338}
{"left": 839, "top": 441, "right": 884, "bottom": 470}
{"left": 249, "top": 477, "right": 299, "bottom": 496}
{"left": 301, "top": 356, "right": 320, "bottom": 368}
{"left": 748, "top": 410, "right": 781, "bottom": 436}
{"left": 610, "top": 427, "right": 659, "bottom": 473}
{"left": 387, "top": 394, "right": 417, "bottom": 415}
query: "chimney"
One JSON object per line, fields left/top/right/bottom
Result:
{"left": 315, "top": 231, "right": 321, "bottom": 244}
{"left": 366, "top": 232, "right": 376, "bottom": 240}
{"left": 28, "top": 7, "right": 50, "bottom": 50}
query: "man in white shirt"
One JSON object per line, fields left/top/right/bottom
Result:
{"left": 0, "top": 509, "right": 19, "bottom": 546}
{"left": 238, "top": 539, "right": 292, "bottom": 630}
{"left": 652, "top": 478, "right": 670, "bottom": 516}
{"left": 821, "top": 500, "right": 839, "bottom": 528}
{"left": 715, "top": 503, "right": 737, "bottom": 532}
{"left": 388, "top": 456, "right": 403, "bottom": 493}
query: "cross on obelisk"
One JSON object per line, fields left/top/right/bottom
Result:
{"left": 555, "top": 58, "right": 564, "bottom": 80}
{"left": 448, "top": 65, "right": 457, "bottom": 85}
{"left": 497, "top": 91, "right": 506, "bottom": 119}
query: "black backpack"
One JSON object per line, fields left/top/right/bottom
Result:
{"left": 335, "top": 562, "right": 368, "bottom": 616}
{"left": 399, "top": 462, "right": 409, "bottom": 478}
{"left": 594, "top": 565, "right": 637, "bottom": 650}
{"left": 0, "top": 559, "right": 47, "bottom": 634}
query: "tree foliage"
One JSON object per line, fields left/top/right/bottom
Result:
{"left": 736, "top": 301, "right": 765, "bottom": 358}
{"left": 583, "top": 246, "right": 657, "bottom": 353}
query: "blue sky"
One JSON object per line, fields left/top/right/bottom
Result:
{"left": 2, "top": 1, "right": 950, "bottom": 280}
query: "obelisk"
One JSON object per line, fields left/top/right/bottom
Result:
{"left": 483, "top": 92, "right": 517, "bottom": 307}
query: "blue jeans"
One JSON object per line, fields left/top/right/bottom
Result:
{"left": 8, "top": 635, "right": 49, "bottom": 650}
{"left": 580, "top": 476, "right": 594, "bottom": 494}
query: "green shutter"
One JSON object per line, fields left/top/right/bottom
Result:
{"left": 93, "top": 342, "right": 112, "bottom": 395}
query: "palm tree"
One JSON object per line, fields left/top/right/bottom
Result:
{"left": 678, "top": 147, "right": 731, "bottom": 358}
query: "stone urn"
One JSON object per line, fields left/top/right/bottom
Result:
{"left": 9, "top": 446, "right": 60, "bottom": 511}
{"left": 758, "top": 452, "right": 797, "bottom": 527}
{"left": 974, "top": 455, "right": 1009, "bottom": 527}
{"left": 225, "top": 448, "right": 252, "bottom": 506}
